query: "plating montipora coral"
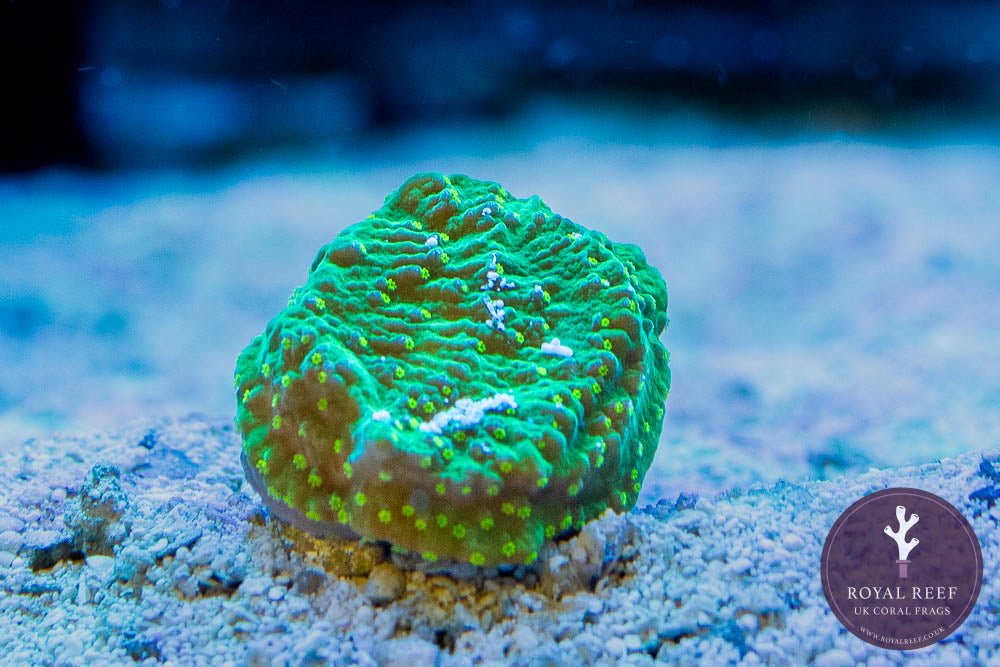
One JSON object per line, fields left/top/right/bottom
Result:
{"left": 235, "top": 173, "right": 670, "bottom": 568}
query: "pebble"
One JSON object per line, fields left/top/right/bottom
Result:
{"left": 813, "top": 648, "right": 854, "bottom": 667}
{"left": 0, "top": 530, "right": 24, "bottom": 553}
{"left": 782, "top": 533, "right": 805, "bottom": 551}
{"left": 374, "top": 636, "right": 439, "bottom": 666}
{"left": 0, "top": 550, "right": 16, "bottom": 568}
{"left": 510, "top": 625, "right": 539, "bottom": 652}
{"left": 240, "top": 576, "right": 271, "bottom": 597}
{"left": 363, "top": 564, "right": 405, "bottom": 605}
{"left": 605, "top": 637, "right": 626, "bottom": 657}
{"left": 727, "top": 557, "right": 753, "bottom": 574}
{"left": 267, "top": 586, "right": 286, "bottom": 602}
{"left": 86, "top": 555, "right": 115, "bottom": 579}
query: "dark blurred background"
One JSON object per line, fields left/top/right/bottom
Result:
{"left": 1, "top": 0, "right": 998, "bottom": 171}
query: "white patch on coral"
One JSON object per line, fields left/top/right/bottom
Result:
{"left": 424, "top": 235, "right": 439, "bottom": 248}
{"left": 483, "top": 297, "right": 506, "bottom": 331}
{"left": 372, "top": 410, "right": 391, "bottom": 422}
{"left": 419, "top": 392, "right": 517, "bottom": 434}
{"left": 541, "top": 338, "right": 573, "bottom": 357}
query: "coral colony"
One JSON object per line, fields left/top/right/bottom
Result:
{"left": 234, "top": 173, "right": 670, "bottom": 568}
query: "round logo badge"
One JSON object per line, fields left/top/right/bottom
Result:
{"left": 821, "top": 487, "right": 982, "bottom": 650}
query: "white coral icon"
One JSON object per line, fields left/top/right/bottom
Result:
{"left": 883, "top": 505, "right": 919, "bottom": 577}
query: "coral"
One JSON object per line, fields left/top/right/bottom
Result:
{"left": 234, "top": 173, "right": 670, "bottom": 567}
{"left": 883, "top": 504, "right": 919, "bottom": 576}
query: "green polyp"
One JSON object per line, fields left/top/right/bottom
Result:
{"left": 234, "top": 172, "right": 670, "bottom": 568}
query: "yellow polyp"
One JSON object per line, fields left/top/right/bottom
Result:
{"left": 499, "top": 461, "right": 513, "bottom": 474}
{"left": 423, "top": 402, "right": 434, "bottom": 414}
{"left": 633, "top": 482, "right": 642, "bottom": 493}
{"left": 311, "top": 352, "right": 323, "bottom": 365}
{"left": 298, "top": 423, "right": 307, "bottom": 437}
{"left": 359, "top": 336, "right": 368, "bottom": 347}
{"left": 572, "top": 389, "right": 582, "bottom": 399}
{"left": 271, "top": 395, "right": 279, "bottom": 408}
{"left": 420, "top": 267, "right": 430, "bottom": 279}
{"left": 386, "top": 278, "right": 397, "bottom": 291}
{"left": 408, "top": 397, "right": 418, "bottom": 409}
{"left": 338, "top": 508, "right": 349, "bottom": 523}
{"left": 599, "top": 365, "right": 609, "bottom": 377}
{"left": 561, "top": 514, "right": 573, "bottom": 530}
{"left": 486, "top": 484, "right": 499, "bottom": 497}
{"left": 480, "top": 517, "right": 494, "bottom": 530}
{"left": 476, "top": 340, "right": 486, "bottom": 353}
{"left": 536, "top": 366, "right": 547, "bottom": 376}
{"left": 525, "top": 552, "right": 538, "bottom": 565}
{"left": 501, "top": 541, "right": 516, "bottom": 558}
{"left": 419, "top": 456, "right": 432, "bottom": 469}
{"left": 306, "top": 510, "right": 320, "bottom": 521}
{"left": 292, "top": 453, "right": 307, "bottom": 470}
{"left": 281, "top": 374, "right": 291, "bottom": 388}
{"left": 414, "top": 518, "right": 427, "bottom": 531}
{"left": 317, "top": 398, "right": 329, "bottom": 411}
{"left": 461, "top": 486, "right": 471, "bottom": 495}
{"left": 536, "top": 477, "right": 548, "bottom": 488}
{"left": 318, "top": 371, "right": 327, "bottom": 383}
{"left": 402, "top": 504, "right": 415, "bottom": 517}
{"left": 436, "top": 514, "right": 448, "bottom": 528}
{"left": 441, "top": 386, "right": 452, "bottom": 396}
{"left": 441, "top": 449, "right": 453, "bottom": 461}
{"left": 404, "top": 337, "right": 414, "bottom": 350}
{"left": 307, "top": 471, "right": 322, "bottom": 487}
{"left": 601, "top": 317, "right": 610, "bottom": 327}
{"left": 517, "top": 506, "right": 531, "bottom": 520}
{"left": 271, "top": 415, "right": 282, "bottom": 430}
{"left": 333, "top": 439, "right": 343, "bottom": 454}
{"left": 568, "top": 483, "right": 580, "bottom": 496}
{"left": 255, "top": 459, "right": 268, "bottom": 475}
{"left": 378, "top": 471, "right": 392, "bottom": 482}
{"left": 329, "top": 494, "right": 342, "bottom": 510}
{"left": 435, "top": 482, "right": 446, "bottom": 495}
{"left": 378, "top": 509, "right": 392, "bottom": 524}
{"left": 422, "top": 551, "right": 437, "bottom": 562}
{"left": 469, "top": 552, "right": 486, "bottom": 567}
{"left": 354, "top": 492, "right": 367, "bottom": 507}
{"left": 452, "top": 524, "right": 466, "bottom": 539}
{"left": 545, "top": 525, "right": 556, "bottom": 538}
{"left": 603, "top": 339, "right": 612, "bottom": 351}
{"left": 501, "top": 502, "right": 515, "bottom": 515}
{"left": 381, "top": 292, "right": 391, "bottom": 304}
{"left": 343, "top": 462, "right": 353, "bottom": 479}
{"left": 261, "top": 363, "right": 271, "bottom": 377}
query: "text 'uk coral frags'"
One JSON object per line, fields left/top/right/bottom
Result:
{"left": 235, "top": 173, "right": 670, "bottom": 568}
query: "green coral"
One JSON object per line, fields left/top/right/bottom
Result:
{"left": 235, "top": 173, "right": 670, "bottom": 568}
